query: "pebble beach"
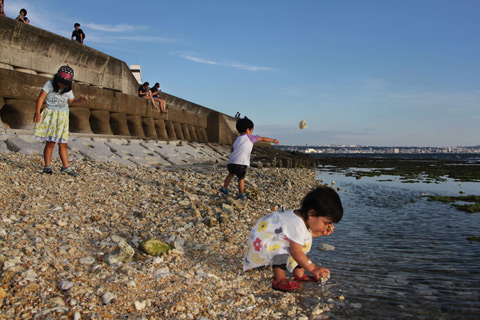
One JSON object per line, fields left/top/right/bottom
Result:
{"left": 0, "top": 151, "right": 338, "bottom": 319}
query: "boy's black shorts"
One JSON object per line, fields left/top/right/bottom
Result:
{"left": 227, "top": 163, "right": 248, "bottom": 180}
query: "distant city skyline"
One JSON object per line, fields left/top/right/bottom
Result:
{"left": 277, "top": 144, "right": 480, "bottom": 154}
{"left": 5, "top": 0, "right": 480, "bottom": 147}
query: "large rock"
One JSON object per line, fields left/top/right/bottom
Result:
{"left": 103, "top": 240, "right": 135, "bottom": 265}
{"left": 139, "top": 239, "right": 172, "bottom": 256}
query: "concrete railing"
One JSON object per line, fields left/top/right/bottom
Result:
{"left": 0, "top": 16, "right": 236, "bottom": 144}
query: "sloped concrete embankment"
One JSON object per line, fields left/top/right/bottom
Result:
{"left": 0, "top": 132, "right": 231, "bottom": 167}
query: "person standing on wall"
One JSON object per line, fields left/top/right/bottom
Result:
{"left": 16, "top": 8, "right": 29, "bottom": 24}
{"left": 71, "top": 23, "right": 85, "bottom": 45}
{"left": 0, "top": 1, "right": 5, "bottom": 16}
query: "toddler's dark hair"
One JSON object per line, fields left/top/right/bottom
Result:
{"left": 298, "top": 186, "right": 343, "bottom": 223}
{"left": 236, "top": 117, "right": 254, "bottom": 133}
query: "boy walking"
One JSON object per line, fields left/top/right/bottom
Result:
{"left": 220, "top": 117, "right": 279, "bottom": 199}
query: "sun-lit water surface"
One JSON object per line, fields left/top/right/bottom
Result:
{"left": 305, "top": 171, "right": 480, "bottom": 320}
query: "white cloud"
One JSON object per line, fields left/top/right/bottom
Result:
{"left": 182, "top": 55, "right": 219, "bottom": 65}
{"left": 84, "top": 23, "right": 147, "bottom": 33}
{"left": 180, "top": 54, "right": 274, "bottom": 71}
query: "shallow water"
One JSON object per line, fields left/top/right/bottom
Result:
{"left": 309, "top": 171, "right": 480, "bottom": 319}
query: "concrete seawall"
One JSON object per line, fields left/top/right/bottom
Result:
{"left": 0, "top": 16, "right": 236, "bottom": 144}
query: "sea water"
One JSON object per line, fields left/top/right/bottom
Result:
{"left": 306, "top": 168, "right": 480, "bottom": 319}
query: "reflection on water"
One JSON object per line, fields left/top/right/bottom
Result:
{"left": 309, "top": 171, "right": 480, "bottom": 320}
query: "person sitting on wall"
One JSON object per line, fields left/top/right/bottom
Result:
{"left": 138, "top": 82, "right": 162, "bottom": 112}
{"left": 0, "top": 1, "right": 5, "bottom": 17}
{"left": 150, "top": 83, "right": 167, "bottom": 114}
{"left": 16, "top": 8, "right": 30, "bottom": 24}
{"left": 71, "top": 23, "right": 85, "bottom": 45}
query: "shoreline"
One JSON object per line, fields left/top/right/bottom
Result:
{"left": 0, "top": 153, "right": 335, "bottom": 319}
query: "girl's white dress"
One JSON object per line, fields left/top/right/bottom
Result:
{"left": 243, "top": 209, "right": 312, "bottom": 272}
{"left": 34, "top": 81, "right": 74, "bottom": 143}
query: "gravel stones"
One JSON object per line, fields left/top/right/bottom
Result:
{"left": 0, "top": 152, "right": 339, "bottom": 319}
{"left": 57, "top": 280, "right": 74, "bottom": 291}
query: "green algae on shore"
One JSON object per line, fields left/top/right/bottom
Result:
{"left": 314, "top": 156, "right": 480, "bottom": 183}
{"left": 424, "top": 195, "right": 480, "bottom": 213}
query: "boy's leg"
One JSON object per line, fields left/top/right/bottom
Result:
{"left": 223, "top": 173, "right": 235, "bottom": 189}
{"left": 58, "top": 143, "right": 69, "bottom": 168}
{"left": 44, "top": 141, "right": 56, "bottom": 167}
{"left": 238, "top": 177, "right": 245, "bottom": 195}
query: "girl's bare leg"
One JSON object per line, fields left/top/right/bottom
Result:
{"left": 151, "top": 98, "right": 160, "bottom": 109}
{"left": 160, "top": 99, "right": 167, "bottom": 113}
{"left": 58, "top": 143, "right": 69, "bottom": 168}
{"left": 44, "top": 141, "right": 56, "bottom": 167}
{"left": 273, "top": 267, "right": 287, "bottom": 281}
{"left": 292, "top": 267, "right": 305, "bottom": 279}
{"left": 153, "top": 98, "right": 165, "bottom": 112}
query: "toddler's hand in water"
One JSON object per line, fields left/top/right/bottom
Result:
{"left": 311, "top": 266, "right": 330, "bottom": 281}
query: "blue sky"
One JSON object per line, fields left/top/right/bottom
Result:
{"left": 6, "top": 0, "right": 480, "bottom": 147}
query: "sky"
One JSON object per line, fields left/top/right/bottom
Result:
{"left": 5, "top": 0, "right": 480, "bottom": 147}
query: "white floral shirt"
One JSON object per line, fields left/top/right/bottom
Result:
{"left": 243, "top": 209, "right": 312, "bottom": 272}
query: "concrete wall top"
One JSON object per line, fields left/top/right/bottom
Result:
{"left": 0, "top": 16, "right": 138, "bottom": 95}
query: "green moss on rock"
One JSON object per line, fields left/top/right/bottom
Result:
{"left": 425, "top": 195, "right": 480, "bottom": 213}
{"left": 139, "top": 239, "right": 172, "bottom": 256}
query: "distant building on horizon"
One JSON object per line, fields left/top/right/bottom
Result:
{"left": 130, "top": 65, "right": 142, "bottom": 84}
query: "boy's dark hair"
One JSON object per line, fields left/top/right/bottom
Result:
{"left": 20, "top": 8, "right": 27, "bottom": 15}
{"left": 236, "top": 117, "right": 254, "bottom": 133}
{"left": 52, "top": 75, "right": 73, "bottom": 94}
{"left": 298, "top": 186, "right": 343, "bottom": 223}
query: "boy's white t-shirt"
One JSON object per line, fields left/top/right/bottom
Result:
{"left": 42, "top": 81, "right": 74, "bottom": 111}
{"left": 228, "top": 134, "right": 259, "bottom": 167}
{"left": 243, "top": 210, "right": 312, "bottom": 272}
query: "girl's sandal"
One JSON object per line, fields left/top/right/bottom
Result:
{"left": 293, "top": 273, "right": 317, "bottom": 282}
{"left": 272, "top": 278, "right": 299, "bottom": 292}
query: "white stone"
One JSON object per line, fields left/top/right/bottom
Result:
{"left": 135, "top": 300, "right": 147, "bottom": 311}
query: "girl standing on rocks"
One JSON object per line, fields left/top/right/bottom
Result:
{"left": 34, "top": 66, "right": 88, "bottom": 176}
{"left": 243, "top": 186, "right": 343, "bottom": 292}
